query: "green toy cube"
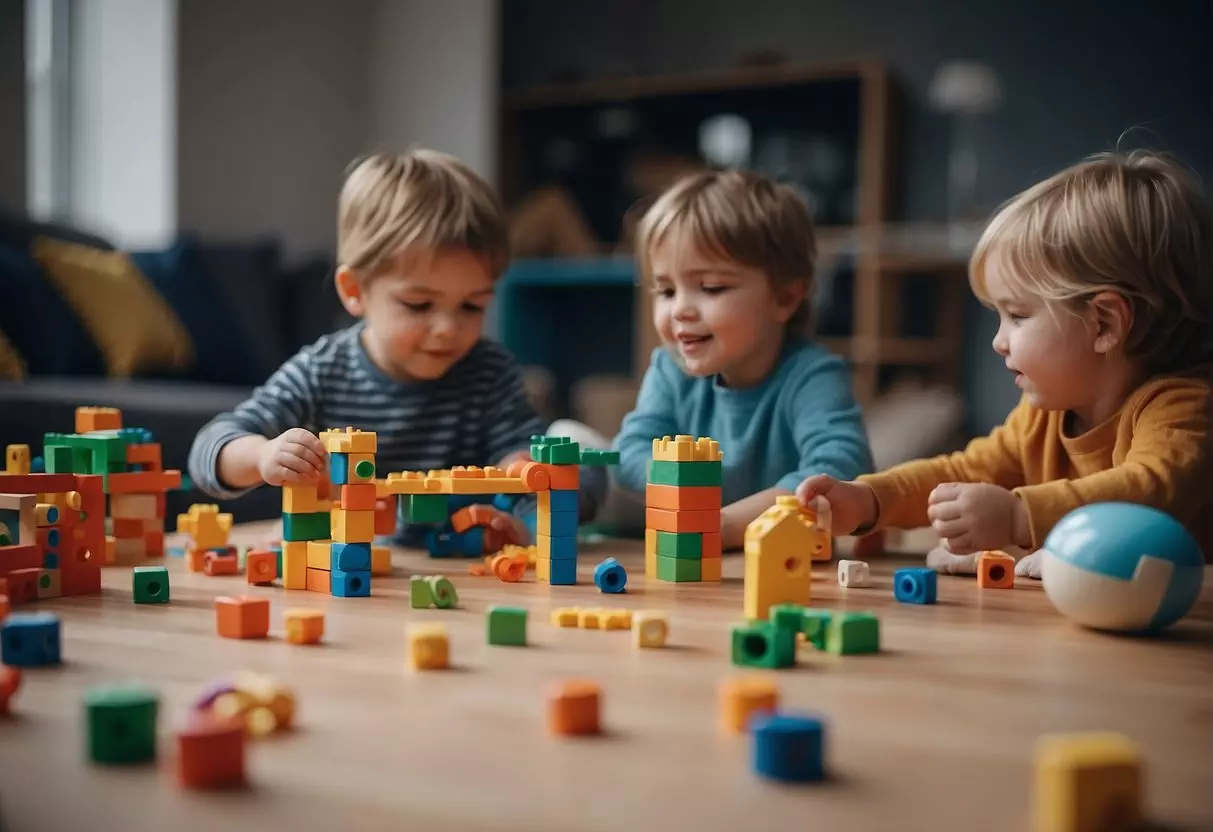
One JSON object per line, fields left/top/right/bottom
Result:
{"left": 410, "top": 575, "right": 434, "bottom": 609}
{"left": 281, "top": 511, "right": 330, "bottom": 541}
{"left": 579, "top": 449, "right": 620, "bottom": 466}
{"left": 731, "top": 621, "right": 796, "bottom": 669}
{"left": 827, "top": 612, "right": 880, "bottom": 655}
{"left": 801, "top": 609, "right": 834, "bottom": 650}
{"left": 656, "top": 530, "right": 701, "bottom": 559}
{"left": 407, "top": 494, "right": 449, "bottom": 525}
{"left": 132, "top": 565, "right": 169, "bottom": 604}
{"left": 85, "top": 684, "right": 159, "bottom": 764}
{"left": 656, "top": 555, "right": 701, "bottom": 582}
{"left": 647, "top": 459, "right": 722, "bottom": 487}
{"left": 769, "top": 603, "right": 805, "bottom": 635}
{"left": 411, "top": 575, "right": 458, "bottom": 609}
{"left": 486, "top": 605, "right": 527, "bottom": 646}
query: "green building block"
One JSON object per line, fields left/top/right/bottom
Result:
{"left": 281, "top": 511, "right": 330, "bottom": 541}
{"left": 579, "top": 449, "right": 620, "bottom": 466}
{"left": 770, "top": 603, "right": 805, "bottom": 635}
{"left": 801, "top": 609, "right": 834, "bottom": 650}
{"left": 411, "top": 575, "right": 458, "bottom": 609}
{"left": 275, "top": 548, "right": 283, "bottom": 578}
{"left": 647, "top": 459, "right": 723, "bottom": 487}
{"left": 43, "top": 431, "right": 129, "bottom": 475}
{"left": 656, "top": 555, "right": 701, "bottom": 582}
{"left": 486, "top": 605, "right": 527, "bottom": 646}
{"left": 85, "top": 684, "right": 159, "bottom": 764}
{"left": 530, "top": 437, "right": 580, "bottom": 465}
{"left": 353, "top": 458, "right": 375, "bottom": 479}
{"left": 730, "top": 621, "right": 796, "bottom": 669}
{"left": 132, "top": 565, "right": 169, "bottom": 604}
{"left": 826, "top": 612, "right": 880, "bottom": 655}
{"left": 656, "top": 530, "right": 701, "bottom": 559}
{"left": 410, "top": 576, "right": 434, "bottom": 608}
{"left": 407, "top": 494, "right": 449, "bottom": 525}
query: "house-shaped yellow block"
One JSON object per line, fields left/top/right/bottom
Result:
{"left": 743, "top": 496, "right": 831, "bottom": 620}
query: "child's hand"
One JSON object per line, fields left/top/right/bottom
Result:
{"left": 258, "top": 428, "right": 326, "bottom": 486}
{"left": 484, "top": 506, "right": 531, "bottom": 546}
{"left": 795, "top": 474, "right": 878, "bottom": 536}
{"left": 927, "top": 483, "right": 1029, "bottom": 554}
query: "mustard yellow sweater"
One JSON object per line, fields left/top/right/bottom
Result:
{"left": 859, "top": 370, "right": 1211, "bottom": 559}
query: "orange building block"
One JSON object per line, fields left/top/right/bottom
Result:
{"left": 215, "top": 596, "right": 270, "bottom": 639}
{"left": 451, "top": 505, "right": 496, "bottom": 533}
{"left": 111, "top": 517, "right": 147, "bottom": 539}
{"left": 701, "top": 531, "right": 722, "bottom": 559}
{"left": 176, "top": 714, "right": 246, "bottom": 789}
{"left": 645, "top": 507, "right": 721, "bottom": 534}
{"left": 246, "top": 550, "right": 277, "bottom": 585}
{"left": 547, "top": 679, "right": 601, "bottom": 736}
{"left": 305, "top": 568, "right": 330, "bottom": 594}
{"left": 186, "top": 549, "right": 207, "bottom": 573}
{"left": 374, "top": 498, "right": 397, "bottom": 536}
{"left": 718, "top": 675, "right": 779, "bottom": 734}
{"left": 978, "top": 550, "right": 1016, "bottom": 589}
{"left": 204, "top": 553, "right": 239, "bottom": 577}
{"left": 0, "top": 569, "right": 39, "bottom": 606}
{"left": 701, "top": 558, "right": 722, "bottom": 582}
{"left": 0, "top": 666, "right": 20, "bottom": 715}
{"left": 491, "top": 553, "right": 526, "bottom": 583}
{"left": 124, "top": 443, "right": 162, "bottom": 470}
{"left": 339, "top": 483, "right": 378, "bottom": 511}
{"left": 284, "top": 609, "right": 324, "bottom": 645}
{"left": 0, "top": 593, "right": 9, "bottom": 619}
{"left": 645, "top": 483, "right": 723, "bottom": 511}
{"left": 529, "top": 462, "right": 578, "bottom": 490}
{"left": 75, "top": 406, "right": 122, "bottom": 433}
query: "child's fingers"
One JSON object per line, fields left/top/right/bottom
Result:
{"left": 941, "top": 533, "right": 977, "bottom": 555}
{"left": 278, "top": 454, "right": 320, "bottom": 478}
{"left": 286, "top": 443, "right": 326, "bottom": 472}
{"left": 926, "top": 500, "right": 962, "bottom": 523}
{"left": 928, "top": 483, "right": 963, "bottom": 505}
{"left": 931, "top": 517, "right": 968, "bottom": 539}
{"left": 795, "top": 474, "right": 835, "bottom": 504}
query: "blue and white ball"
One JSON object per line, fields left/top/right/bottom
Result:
{"left": 1041, "top": 503, "right": 1204, "bottom": 633}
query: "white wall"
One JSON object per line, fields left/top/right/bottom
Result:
{"left": 69, "top": 0, "right": 176, "bottom": 248}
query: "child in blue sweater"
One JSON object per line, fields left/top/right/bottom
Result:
{"left": 564, "top": 170, "right": 873, "bottom": 549}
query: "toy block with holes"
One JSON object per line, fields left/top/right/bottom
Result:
{"left": 645, "top": 435, "right": 723, "bottom": 583}
{"left": 742, "top": 496, "right": 828, "bottom": 620}
{"left": 177, "top": 504, "right": 237, "bottom": 573}
{"left": 977, "top": 550, "right": 1016, "bottom": 589}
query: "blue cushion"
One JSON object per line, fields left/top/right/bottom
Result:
{"left": 129, "top": 238, "right": 261, "bottom": 385}
{"left": 0, "top": 243, "right": 106, "bottom": 376}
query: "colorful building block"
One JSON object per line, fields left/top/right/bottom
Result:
{"left": 407, "top": 623, "right": 450, "bottom": 670}
{"left": 801, "top": 609, "right": 834, "bottom": 650}
{"left": 719, "top": 675, "right": 779, "bottom": 734}
{"left": 657, "top": 556, "right": 700, "bottom": 582}
{"left": 547, "top": 679, "right": 601, "bottom": 736}
{"left": 731, "top": 621, "right": 796, "bottom": 669}
{"left": 1034, "top": 732, "right": 1142, "bottom": 832}
{"left": 246, "top": 550, "right": 277, "bottom": 585}
{"left": 894, "top": 568, "right": 937, "bottom": 604}
{"left": 1, "top": 611, "right": 61, "bottom": 666}
{"left": 837, "top": 559, "right": 871, "bottom": 588}
{"left": 331, "top": 568, "right": 370, "bottom": 597}
{"left": 486, "top": 605, "right": 527, "bottom": 646}
{"left": 743, "top": 496, "right": 827, "bottom": 620}
{"left": 593, "top": 557, "right": 627, "bottom": 593}
{"left": 826, "top": 612, "right": 880, "bottom": 655}
{"left": 132, "top": 565, "right": 170, "bottom": 604}
{"left": 214, "top": 596, "right": 270, "bottom": 639}
{"left": 284, "top": 609, "right": 324, "bottom": 644}
{"left": 978, "top": 550, "right": 1016, "bottom": 589}
{"left": 282, "top": 511, "right": 330, "bottom": 542}
{"left": 633, "top": 612, "right": 668, "bottom": 648}
{"left": 176, "top": 715, "right": 246, "bottom": 789}
{"left": 647, "top": 459, "right": 722, "bottom": 487}
{"left": 410, "top": 575, "right": 457, "bottom": 609}
{"left": 85, "top": 684, "right": 158, "bottom": 764}
{"left": 751, "top": 712, "right": 825, "bottom": 782}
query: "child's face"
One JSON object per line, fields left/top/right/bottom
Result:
{"left": 338, "top": 248, "right": 494, "bottom": 381}
{"left": 649, "top": 235, "right": 802, "bottom": 387}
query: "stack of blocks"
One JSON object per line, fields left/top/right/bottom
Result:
{"left": 2, "top": 441, "right": 105, "bottom": 602}
{"left": 279, "top": 428, "right": 391, "bottom": 597}
{"left": 43, "top": 407, "right": 182, "bottom": 566}
{"left": 531, "top": 436, "right": 582, "bottom": 586}
{"left": 644, "top": 435, "right": 723, "bottom": 583}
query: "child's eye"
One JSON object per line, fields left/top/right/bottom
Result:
{"left": 461, "top": 303, "right": 486, "bottom": 315}
{"left": 402, "top": 301, "right": 432, "bottom": 313}
{"left": 702, "top": 285, "right": 729, "bottom": 295}
{"left": 1008, "top": 313, "right": 1027, "bottom": 323}
{"left": 652, "top": 286, "right": 675, "bottom": 299}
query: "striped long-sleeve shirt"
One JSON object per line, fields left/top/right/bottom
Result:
{"left": 188, "top": 322, "right": 545, "bottom": 502}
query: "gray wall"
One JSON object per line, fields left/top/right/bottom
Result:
{"left": 502, "top": 0, "right": 1213, "bottom": 433}
{"left": 0, "top": 0, "right": 26, "bottom": 213}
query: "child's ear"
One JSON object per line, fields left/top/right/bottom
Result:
{"left": 1089, "top": 290, "right": 1132, "bottom": 354}
{"left": 335, "top": 266, "right": 365, "bottom": 318}
{"left": 774, "top": 281, "right": 807, "bottom": 324}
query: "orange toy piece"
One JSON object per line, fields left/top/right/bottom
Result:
{"left": 451, "top": 505, "right": 495, "bottom": 534}
{"left": 284, "top": 609, "right": 324, "bottom": 645}
{"left": 176, "top": 714, "right": 246, "bottom": 789}
{"left": 246, "top": 550, "right": 277, "bottom": 585}
{"left": 374, "top": 497, "right": 397, "bottom": 536}
{"left": 339, "top": 483, "right": 378, "bottom": 511}
{"left": 75, "top": 406, "right": 122, "bottom": 433}
{"left": 644, "top": 483, "right": 723, "bottom": 511}
{"left": 0, "top": 666, "right": 20, "bottom": 715}
{"left": 215, "top": 596, "right": 270, "bottom": 639}
{"left": 491, "top": 553, "right": 527, "bottom": 583}
{"left": 185, "top": 549, "right": 207, "bottom": 573}
{"left": 978, "top": 550, "right": 1016, "bottom": 589}
{"left": 0, "top": 593, "right": 9, "bottom": 619}
{"left": 645, "top": 506, "right": 721, "bottom": 534}
{"left": 547, "top": 679, "right": 601, "bottom": 736}
{"left": 203, "top": 552, "right": 239, "bottom": 576}
{"left": 0, "top": 569, "right": 39, "bottom": 606}
{"left": 718, "top": 675, "right": 779, "bottom": 734}
{"left": 305, "top": 568, "right": 330, "bottom": 593}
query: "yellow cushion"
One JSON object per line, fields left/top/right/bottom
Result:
{"left": 0, "top": 328, "right": 26, "bottom": 380}
{"left": 32, "top": 237, "right": 194, "bottom": 377}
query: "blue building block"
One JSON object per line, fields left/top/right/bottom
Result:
{"left": 541, "top": 534, "right": 578, "bottom": 560}
{"left": 1, "top": 611, "right": 62, "bottom": 666}
{"left": 547, "top": 490, "right": 579, "bottom": 513}
{"left": 331, "top": 569, "right": 371, "bottom": 597}
{"left": 893, "top": 568, "right": 937, "bottom": 605}
{"left": 43, "top": 552, "right": 59, "bottom": 569}
{"left": 457, "top": 526, "right": 485, "bottom": 556}
{"left": 593, "top": 557, "right": 627, "bottom": 593}
{"left": 45, "top": 529, "right": 60, "bottom": 549}
{"left": 492, "top": 493, "right": 519, "bottom": 512}
{"left": 329, "top": 453, "right": 349, "bottom": 485}
{"left": 426, "top": 529, "right": 457, "bottom": 557}
{"left": 544, "top": 509, "right": 580, "bottom": 538}
{"left": 330, "top": 542, "right": 371, "bottom": 571}
{"left": 548, "top": 558, "right": 577, "bottom": 586}
{"left": 31, "top": 456, "right": 45, "bottom": 473}
{"left": 751, "top": 712, "right": 826, "bottom": 782}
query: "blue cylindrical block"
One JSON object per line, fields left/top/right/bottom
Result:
{"left": 751, "top": 712, "right": 825, "bottom": 782}
{"left": 593, "top": 557, "right": 628, "bottom": 593}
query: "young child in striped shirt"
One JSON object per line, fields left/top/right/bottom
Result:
{"left": 189, "top": 149, "right": 588, "bottom": 543}
{"left": 797, "top": 150, "right": 1211, "bottom": 577}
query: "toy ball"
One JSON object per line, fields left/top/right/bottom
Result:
{"left": 1041, "top": 503, "right": 1204, "bottom": 633}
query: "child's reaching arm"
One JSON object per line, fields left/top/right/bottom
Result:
{"left": 612, "top": 349, "right": 682, "bottom": 493}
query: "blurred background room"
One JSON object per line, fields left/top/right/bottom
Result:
{"left": 0, "top": 0, "right": 1209, "bottom": 523}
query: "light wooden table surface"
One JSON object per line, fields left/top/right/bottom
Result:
{"left": 1, "top": 521, "right": 1210, "bottom": 832}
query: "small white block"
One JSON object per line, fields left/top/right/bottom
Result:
{"left": 633, "top": 612, "right": 668, "bottom": 648}
{"left": 838, "top": 559, "right": 871, "bottom": 588}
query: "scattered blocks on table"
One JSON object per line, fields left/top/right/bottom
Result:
{"left": 214, "top": 596, "right": 270, "bottom": 639}
{"left": 801, "top": 609, "right": 833, "bottom": 650}
{"left": 203, "top": 551, "right": 239, "bottom": 576}
{"left": 410, "top": 575, "right": 458, "bottom": 609}
{"left": 408, "top": 623, "right": 450, "bottom": 670}
{"left": 284, "top": 609, "right": 324, "bottom": 645}
{"left": 551, "top": 607, "right": 580, "bottom": 627}
{"left": 1, "top": 611, "right": 61, "bottom": 666}
{"left": 177, "top": 504, "right": 233, "bottom": 550}
{"left": 547, "top": 679, "right": 601, "bottom": 736}
{"left": 751, "top": 711, "right": 826, "bottom": 782}
{"left": 826, "top": 611, "right": 880, "bottom": 655}
{"left": 132, "top": 565, "right": 169, "bottom": 604}
{"left": 719, "top": 675, "right": 779, "bottom": 734}
{"left": 633, "top": 612, "right": 669, "bottom": 647}
{"left": 0, "top": 666, "right": 21, "bottom": 715}
{"left": 978, "top": 550, "right": 1016, "bottom": 589}
{"left": 245, "top": 549, "right": 277, "bottom": 585}
{"left": 486, "top": 605, "right": 527, "bottom": 646}
{"left": 203, "top": 672, "right": 295, "bottom": 738}
{"left": 593, "top": 557, "right": 627, "bottom": 593}
{"left": 1033, "top": 732, "right": 1142, "bottom": 832}
{"left": 85, "top": 684, "right": 158, "bottom": 764}
{"left": 894, "top": 568, "right": 937, "bottom": 605}
{"left": 176, "top": 714, "right": 247, "bottom": 789}
{"left": 837, "top": 559, "right": 871, "bottom": 588}
{"left": 731, "top": 620, "right": 796, "bottom": 669}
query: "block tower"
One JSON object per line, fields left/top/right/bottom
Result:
{"left": 530, "top": 436, "right": 583, "bottom": 586}
{"left": 279, "top": 428, "right": 391, "bottom": 597}
{"left": 644, "top": 435, "right": 723, "bottom": 583}
{"left": 44, "top": 407, "right": 182, "bottom": 566}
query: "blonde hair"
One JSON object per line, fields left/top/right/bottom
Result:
{"left": 634, "top": 170, "right": 817, "bottom": 336}
{"left": 337, "top": 149, "right": 510, "bottom": 280}
{"left": 971, "top": 149, "right": 1212, "bottom": 372}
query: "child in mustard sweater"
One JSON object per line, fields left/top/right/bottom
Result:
{"left": 796, "top": 150, "right": 1211, "bottom": 578}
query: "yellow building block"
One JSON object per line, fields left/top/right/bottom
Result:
{"left": 578, "top": 608, "right": 606, "bottom": 629}
{"left": 282, "top": 541, "right": 308, "bottom": 590}
{"left": 651, "top": 434, "right": 722, "bottom": 463}
{"left": 330, "top": 509, "right": 374, "bottom": 543}
{"left": 176, "top": 504, "right": 233, "bottom": 550}
{"left": 602, "top": 609, "right": 632, "bottom": 630}
{"left": 1034, "top": 732, "right": 1142, "bottom": 832}
{"left": 371, "top": 545, "right": 392, "bottom": 576}
{"left": 36, "top": 568, "right": 61, "bottom": 599}
{"left": 644, "top": 528, "right": 658, "bottom": 579}
{"left": 633, "top": 612, "right": 669, "bottom": 648}
{"left": 347, "top": 453, "right": 376, "bottom": 483}
{"left": 5, "top": 444, "right": 30, "bottom": 475}
{"left": 743, "top": 496, "right": 819, "bottom": 620}
{"left": 536, "top": 557, "right": 550, "bottom": 582}
{"left": 282, "top": 485, "right": 319, "bottom": 514}
{"left": 0, "top": 493, "right": 34, "bottom": 545}
{"left": 407, "top": 624, "right": 450, "bottom": 670}
{"left": 319, "top": 427, "right": 378, "bottom": 454}
{"left": 306, "top": 540, "right": 333, "bottom": 571}
{"left": 701, "top": 558, "right": 722, "bottom": 582}
{"left": 550, "top": 607, "right": 580, "bottom": 627}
